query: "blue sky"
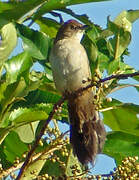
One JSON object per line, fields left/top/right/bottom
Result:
{"left": 9, "top": 0, "right": 139, "bottom": 177}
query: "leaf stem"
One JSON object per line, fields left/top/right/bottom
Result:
{"left": 114, "top": 31, "right": 120, "bottom": 60}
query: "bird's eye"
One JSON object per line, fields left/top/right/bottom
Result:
{"left": 70, "top": 25, "right": 75, "bottom": 30}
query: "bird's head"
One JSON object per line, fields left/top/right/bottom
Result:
{"left": 55, "top": 19, "right": 88, "bottom": 43}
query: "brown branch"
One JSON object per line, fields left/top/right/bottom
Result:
{"left": 99, "top": 71, "right": 139, "bottom": 83}
{"left": 16, "top": 97, "right": 65, "bottom": 180}
{"left": 16, "top": 71, "right": 139, "bottom": 179}
{"left": 49, "top": 11, "right": 64, "bottom": 24}
{"left": 0, "top": 135, "right": 68, "bottom": 179}
{"left": 80, "top": 71, "right": 139, "bottom": 94}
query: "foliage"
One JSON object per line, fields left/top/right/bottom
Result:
{"left": 0, "top": 0, "right": 139, "bottom": 179}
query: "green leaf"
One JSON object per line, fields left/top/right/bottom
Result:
{"left": 101, "top": 10, "right": 139, "bottom": 38}
{"left": 16, "top": 23, "right": 52, "bottom": 60}
{"left": 126, "top": 10, "right": 139, "bottom": 23}
{"left": 65, "top": 149, "right": 83, "bottom": 177}
{"left": 14, "top": 121, "right": 39, "bottom": 143}
{"left": 0, "top": 23, "right": 17, "bottom": 63}
{"left": 36, "top": 17, "right": 60, "bottom": 38}
{"left": 39, "top": 145, "right": 68, "bottom": 178}
{"left": 25, "top": 89, "right": 61, "bottom": 105}
{"left": 104, "top": 131, "right": 139, "bottom": 165}
{"left": 0, "top": 103, "right": 51, "bottom": 128}
{"left": 59, "top": 8, "right": 93, "bottom": 25}
{"left": 97, "top": 38, "right": 110, "bottom": 57}
{"left": 22, "top": 89, "right": 69, "bottom": 123}
{"left": 114, "top": 10, "right": 139, "bottom": 32}
{"left": 2, "top": 131, "right": 28, "bottom": 163}
{"left": 40, "top": 159, "right": 62, "bottom": 178}
{"left": 97, "top": 51, "right": 109, "bottom": 71}
{"left": 107, "top": 18, "right": 131, "bottom": 59}
{"left": 0, "top": 0, "right": 45, "bottom": 21}
{"left": 33, "top": 0, "right": 112, "bottom": 20}
{"left": 103, "top": 101, "right": 139, "bottom": 136}
{"left": 0, "top": 103, "right": 52, "bottom": 144}
{"left": 0, "top": 73, "right": 47, "bottom": 123}
{"left": 12, "top": 104, "right": 51, "bottom": 125}
{"left": 82, "top": 35, "right": 98, "bottom": 63}
{"left": 0, "top": 80, "right": 27, "bottom": 117}
{"left": 5, "top": 51, "right": 33, "bottom": 84}
{"left": 107, "top": 59, "right": 134, "bottom": 75}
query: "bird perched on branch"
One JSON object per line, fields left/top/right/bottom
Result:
{"left": 50, "top": 19, "right": 106, "bottom": 165}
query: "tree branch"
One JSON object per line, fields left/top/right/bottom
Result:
{"left": 16, "top": 97, "right": 65, "bottom": 180}
{"left": 99, "top": 71, "right": 139, "bottom": 83}
{"left": 1, "top": 134, "right": 68, "bottom": 179}
{"left": 80, "top": 71, "right": 139, "bottom": 94}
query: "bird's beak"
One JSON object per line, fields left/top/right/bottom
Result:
{"left": 80, "top": 25, "right": 89, "bottom": 30}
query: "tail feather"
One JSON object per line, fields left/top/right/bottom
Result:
{"left": 68, "top": 90, "right": 106, "bottom": 165}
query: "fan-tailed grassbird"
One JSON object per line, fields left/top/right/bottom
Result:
{"left": 50, "top": 19, "right": 106, "bottom": 165}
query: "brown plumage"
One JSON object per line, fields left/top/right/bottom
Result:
{"left": 68, "top": 89, "right": 106, "bottom": 164}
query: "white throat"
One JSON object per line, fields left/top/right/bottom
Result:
{"left": 75, "top": 31, "right": 84, "bottom": 41}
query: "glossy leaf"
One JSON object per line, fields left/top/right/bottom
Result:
{"left": 36, "top": 17, "right": 60, "bottom": 38}
{"left": 2, "top": 131, "right": 28, "bottom": 163}
{"left": 0, "top": 0, "right": 45, "bottom": 22}
{"left": 59, "top": 8, "right": 93, "bottom": 25}
{"left": 0, "top": 23, "right": 17, "bottom": 63}
{"left": 107, "top": 18, "right": 131, "bottom": 59}
{"left": 33, "top": 0, "right": 112, "bottom": 20}
{"left": 14, "top": 121, "right": 39, "bottom": 143}
{"left": 0, "top": 103, "right": 52, "bottom": 143}
{"left": 103, "top": 101, "right": 139, "bottom": 136}
{"left": 0, "top": 103, "right": 50, "bottom": 129}
{"left": 8, "top": 104, "right": 51, "bottom": 126}
{"left": 107, "top": 59, "right": 134, "bottom": 75}
{"left": 0, "top": 80, "right": 27, "bottom": 118}
{"left": 22, "top": 89, "right": 69, "bottom": 123}
{"left": 104, "top": 131, "right": 139, "bottom": 165}
{"left": 5, "top": 51, "right": 33, "bottom": 84}
{"left": 82, "top": 35, "right": 98, "bottom": 63}
{"left": 16, "top": 23, "right": 52, "bottom": 60}
{"left": 114, "top": 10, "right": 139, "bottom": 32}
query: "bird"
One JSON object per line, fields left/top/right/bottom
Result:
{"left": 50, "top": 19, "right": 106, "bottom": 165}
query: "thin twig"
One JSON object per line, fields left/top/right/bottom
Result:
{"left": 16, "top": 97, "right": 65, "bottom": 180}
{"left": 18, "top": 1, "right": 46, "bottom": 24}
{"left": 0, "top": 136, "right": 68, "bottom": 179}
{"left": 99, "top": 71, "right": 139, "bottom": 82}
{"left": 49, "top": 11, "right": 64, "bottom": 24}
{"left": 114, "top": 31, "right": 120, "bottom": 60}
{"left": 81, "top": 71, "right": 139, "bottom": 94}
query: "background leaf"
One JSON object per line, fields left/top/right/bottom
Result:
{"left": 2, "top": 131, "right": 28, "bottom": 165}
{"left": 0, "top": 0, "right": 45, "bottom": 22}
{"left": 104, "top": 131, "right": 139, "bottom": 165}
{"left": 16, "top": 23, "right": 52, "bottom": 60}
{"left": 103, "top": 101, "right": 139, "bottom": 136}
{"left": 14, "top": 121, "right": 39, "bottom": 143}
{"left": 5, "top": 51, "right": 33, "bottom": 84}
{"left": 0, "top": 23, "right": 17, "bottom": 63}
{"left": 36, "top": 17, "right": 60, "bottom": 38}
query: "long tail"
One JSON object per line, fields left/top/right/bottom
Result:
{"left": 68, "top": 89, "right": 106, "bottom": 165}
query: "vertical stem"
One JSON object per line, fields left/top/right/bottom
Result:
{"left": 114, "top": 31, "right": 120, "bottom": 60}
